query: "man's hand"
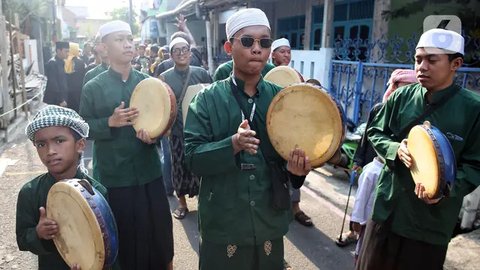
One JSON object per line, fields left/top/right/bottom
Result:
{"left": 287, "top": 148, "right": 311, "bottom": 176}
{"left": 414, "top": 183, "right": 442, "bottom": 204}
{"left": 108, "top": 102, "right": 139, "bottom": 128}
{"left": 397, "top": 139, "right": 413, "bottom": 168}
{"left": 175, "top": 14, "right": 187, "bottom": 31}
{"left": 136, "top": 129, "right": 156, "bottom": 144}
{"left": 71, "top": 264, "right": 81, "bottom": 270}
{"left": 352, "top": 221, "right": 362, "bottom": 233}
{"left": 232, "top": 120, "right": 259, "bottom": 155}
{"left": 59, "top": 101, "right": 67, "bottom": 107}
{"left": 36, "top": 207, "right": 58, "bottom": 240}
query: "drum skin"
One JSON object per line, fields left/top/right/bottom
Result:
{"left": 264, "top": 66, "right": 304, "bottom": 88}
{"left": 407, "top": 121, "right": 456, "bottom": 199}
{"left": 267, "top": 84, "right": 344, "bottom": 167}
{"left": 182, "top": 84, "right": 209, "bottom": 126}
{"left": 130, "top": 78, "right": 177, "bottom": 138}
{"left": 46, "top": 179, "right": 118, "bottom": 269}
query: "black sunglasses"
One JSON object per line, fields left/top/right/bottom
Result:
{"left": 230, "top": 37, "right": 273, "bottom": 49}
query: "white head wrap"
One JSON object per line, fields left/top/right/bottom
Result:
{"left": 225, "top": 8, "right": 270, "bottom": 39}
{"left": 169, "top": 37, "right": 189, "bottom": 52}
{"left": 98, "top": 20, "right": 132, "bottom": 40}
{"left": 272, "top": 38, "right": 290, "bottom": 51}
{"left": 416, "top": 28, "right": 464, "bottom": 55}
{"left": 26, "top": 105, "right": 89, "bottom": 141}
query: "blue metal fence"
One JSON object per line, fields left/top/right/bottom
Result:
{"left": 328, "top": 33, "right": 480, "bottom": 126}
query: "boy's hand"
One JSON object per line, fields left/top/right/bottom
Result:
{"left": 108, "top": 102, "right": 139, "bottom": 127}
{"left": 232, "top": 120, "right": 259, "bottom": 155}
{"left": 287, "top": 148, "right": 311, "bottom": 176}
{"left": 136, "top": 129, "right": 157, "bottom": 144}
{"left": 36, "top": 207, "right": 58, "bottom": 240}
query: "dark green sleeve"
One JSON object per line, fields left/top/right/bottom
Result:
{"left": 261, "top": 62, "right": 275, "bottom": 76}
{"left": 367, "top": 95, "right": 400, "bottom": 169}
{"left": 16, "top": 186, "right": 54, "bottom": 255}
{"left": 203, "top": 70, "right": 213, "bottom": 84}
{"left": 83, "top": 70, "right": 93, "bottom": 86}
{"left": 87, "top": 176, "right": 108, "bottom": 199}
{"left": 213, "top": 62, "right": 231, "bottom": 81}
{"left": 79, "top": 82, "right": 113, "bottom": 140}
{"left": 451, "top": 112, "right": 480, "bottom": 198}
{"left": 184, "top": 92, "right": 238, "bottom": 176}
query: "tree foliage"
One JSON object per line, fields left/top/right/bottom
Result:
{"left": 110, "top": 7, "right": 140, "bottom": 36}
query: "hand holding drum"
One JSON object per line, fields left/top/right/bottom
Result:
{"left": 405, "top": 121, "right": 456, "bottom": 203}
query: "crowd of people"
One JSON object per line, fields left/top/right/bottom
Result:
{"left": 13, "top": 7, "right": 480, "bottom": 270}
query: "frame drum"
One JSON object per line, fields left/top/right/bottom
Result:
{"left": 267, "top": 84, "right": 344, "bottom": 167}
{"left": 182, "top": 84, "right": 209, "bottom": 126}
{"left": 407, "top": 121, "right": 456, "bottom": 199}
{"left": 46, "top": 179, "right": 118, "bottom": 269}
{"left": 264, "top": 66, "right": 304, "bottom": 88}
{"left": 130, "top": 78, "right": 177, "bottom": 138}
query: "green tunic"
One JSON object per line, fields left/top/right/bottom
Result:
{"left": 161, "top": 66, "right": 213, "bottom": 103}
{"left": 161, "top": 66, "right": 212, "bottom": 196}
{"left": 367, "top": 83, "right": 480, "bottom": 245}
{"left": 80, "top": 68, "right": 162, "bottom": 188}
{"left": 83, "top": 63, "right": 108, "bottom": 85}
{"left": 184, "top": 76, "right": 292, "bottom": 246}
{"left": 213, "top": 60, "right": 275, "bottom": 81}
{"left": 16, "top": 170, "right": 107, "bottom": 270}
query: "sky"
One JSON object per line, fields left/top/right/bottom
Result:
{"left": 65, "top": 0, "right": 140, "bottom": 19}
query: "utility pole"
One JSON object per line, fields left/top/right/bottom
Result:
{"left": 128, "top": 0, "right": 133, "bottom": 27}
{"left": 0, "top": 0, "right": 12, "bottom": 119}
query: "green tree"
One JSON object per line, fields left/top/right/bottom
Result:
{"left": 110, "top": 7, "right": 140, "bottom": 36}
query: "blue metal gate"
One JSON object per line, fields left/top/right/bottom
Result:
{"left": 328, "top": 34, "right": 480, "bottom": 126}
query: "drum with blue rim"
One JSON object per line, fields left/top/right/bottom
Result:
{"left": 407, "top": 121, "right": 456, "bottom": 199}
{"left": 47, "top": 179, "right": 118, "bottom": 269}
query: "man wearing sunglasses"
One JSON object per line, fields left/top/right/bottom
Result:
{"left": 213, "top": 37, "right": 276, "bottom": 81}
{"left": 184, "top": 8, "right": 311, "bottom": 270}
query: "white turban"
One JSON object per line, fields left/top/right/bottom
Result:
{"left": 169, "top": 37, "right": 189, "bottom": 52}
{"left": 98, "top": 20, "right": 132, "bottom": 40}
{"left": 416, "top": 28, "right": 464, "bottom": 55}
{"left": 226, "top": 8, "right": 270, "bottom": 39}
{"left": 272, "top": 38, "right": 290, "bottom": 51}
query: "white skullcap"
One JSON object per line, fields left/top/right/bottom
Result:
{"left": 169, "top": 37, "right": 189, "bottom": 52}
{"left": 98, "top": 20, "right": 132, "bottom": 40}
{"left": 272, "top": 38, "right": 290, "bottom": 51}
{"left": 225, "top": 8, "right": 270, "bottom": 39}
{"left": 416, "top": 28, "right": 464, "bottom": 55}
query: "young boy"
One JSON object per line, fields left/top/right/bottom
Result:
{"left": 80, "top": 20, "right": 173, "bottom": 269}
{"left": 184, "top": 8, "right": 310, "bottom": 270}
{"left": 16, "top": 105, "right": 106, "bottom": 270}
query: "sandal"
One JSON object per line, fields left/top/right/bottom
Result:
{"left": 335, "top": 232, "right": 358, "bottom": 247}
{"left": 173, "top": 207, "right": 189, "bottom": 219}
{"left": 294, "top": 211, "right": 313, "bottom": 227}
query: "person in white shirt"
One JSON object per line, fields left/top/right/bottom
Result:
{"left": 351, "top": 156, "right": 384, "bottom": 262}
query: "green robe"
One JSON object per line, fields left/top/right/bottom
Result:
{"left": 367, "top": 83, "right": 480, "bottom": 245}
{"left": 80, "top": 68, "right": 162, "bottom": 188}
{"left": 83, "top": 63, "right": 108, "bottom": 85}
{"left": 184, "top": 76, "right": 296, "bottom": 246}
{"left": 213, "top": 60, "right": 275, "bottom": 81}
{"left": 16, "top": 170, "right": 107, "bottom": 270}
